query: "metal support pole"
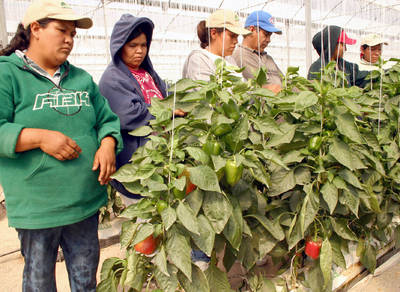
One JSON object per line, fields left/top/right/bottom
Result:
{"left": 101, "top": 0, "right": 110, "bottom": 63}
{"left": 285, "top": 19, "right": 290, "bottom": 68}
{"left": 0, "top": 0, "right": 8, "bottom": 49}
{"left": 305, "top": 0, "right": 312, "bottom": 71}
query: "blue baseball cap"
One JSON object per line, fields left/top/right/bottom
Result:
{"left": 245, "top": 11, "right": 282, "bottom": 34}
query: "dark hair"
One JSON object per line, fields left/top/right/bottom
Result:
{"left": 361, "top": 44, "right": 368, "bottom": 50}
{"left": 0, "top": 18, "right": 53, "bottom": 56}
{"left": 197, "top": 20, "right": 224, "bottom": 49}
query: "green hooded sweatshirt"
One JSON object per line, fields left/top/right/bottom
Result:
{"left": 0, "top": 53, "right": 123, "bottom": 229}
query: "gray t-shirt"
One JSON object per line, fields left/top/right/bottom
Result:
{"left": 182, "top": 49, "right": 239, "bottom": 81}
{"left": 232, "top": 44, "right": 282, "bottom": 85}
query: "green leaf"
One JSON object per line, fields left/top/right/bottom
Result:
{"left": 211, "top": 155, "right": 226, "bottom": 172}
{"left": 190, "top": 215, "right": 215, "bottom": 257}
{"left": 335, "top": 113, "right": 364, "bottom": 144}
{"left": 143, "top": 178, "right": 168, "bottom": 192}
{"left": 128, "top": 126, "right": 153, "bottom": 136}
{"left": 133, "top": 164, "right": 157, "bottom": 180}
{"left": 166, "top": 226, "right": 192, "bottom": 281}
{"left": 294, "top": 91, "right": 319, "bottom": 111}
{"left": 341, "top": 189, "right": 360, "bottom": 217}
{"left": 395, "top": 226, "right": 400, "bottom": 249}
{"left": 192, "top": 103, "right": 214, "bottom": 121}
{"left": 174, "top": 78, "right": 200, "bottom": 92}
{"left": 360, "top": 243, "right": 377, "bottom": 273}
{"left": 223, "top": 197, "right": 243, "bottom": 250}
{"left": 329, "top": 138, "right": 366, "bottom": 171}
{"left": 202, "top": 191, "right": 232, "bottom": 234}
{"left": 341, "top": 97, "right": 362, "bottom": 116}
{"left": 131, "top": 223, "right": 154, "bottom": 246}
{"left": 300, "top": 186, "right": 320, "bottom": 236}
{"left": 186, "top": 188, "right": 204, "bottom": 216}
{"left": 268, "top": 168, "right": 295, "bottom": 196}
{"left": 97, "top": 278, "right": 117, "bottom": 292}
{"left": 305, "top": 261, "right": 331, "bottom": 292}
{"left": 252, "top": 87, "right": 276, "bottom": 98}
{"left": 154, "top": 246, "right": 169, "bottom": 276}
{"left": 330, "top": 237, "right": 346, "bottom": 269}
{"left": 330, "top": 218, "right": 358, "bottom": 241}
{"left": 161, "top": 206, "right": 177, "bottom": 231}
{"left": 120, "top": 221, "right": 138, "bottom": 248}
{"left": 178, "top": 264, "right": 210, "bottom": 292}
{"left": 120, "top": 199, "right": 155, "bottom": 219}
{"left": 232, "top": 116, "right": 249, "bottom": 140}
{"left": 287, "top": 218, "right": 302, "bottom": 250}
{"left": 258, "top": 149, "right": 289, "bottom": 170}
{"left": 321, "top": 182, "right": 338, "bottom": 214}
{"left": 125, "top": 252, "right": 146, "bottom": 291}
{"left": 246, "top": 214, "right": 285, "bottom": 241}
{"left": 267, "top": 124, "right": 297, "bottom": 147}
{"left": 338, "top": 169, "right": 362, "bottom": 189}
{"left": 205, "top": 259, "right": 233, "bottom": 292}
{"left": 189, "top": 165, "right": 221, "bottom": 193}
{"left": 252, "top": 116, "right": 282, "bottom": 135}
{"left": 177, "top": 201, "right": 200, "bottom": 235}
{"left": 173, "top": 176, "right": 186, "bottom": 191}
{"left": 100, "top": 257, "right": 122, "bottom": 281}
{"left": 237, "top": 237, "right": 257, "bottom": 271}
{"left": 252, "top": 226, "right": 278, "bottom": 260}
{"left": 320, "top": 239, "right": 333, "bottom": 288}
{"left": 186, "top": 147, "right": 210, "bottom": 164}
{"left": 181, "top": 90, "right": 205, "bottom": 102}
{"left": 155, "top": 264, "right": 179, "bottom": 292}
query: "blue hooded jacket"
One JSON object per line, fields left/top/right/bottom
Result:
{"left": 99, "top": 14, "right": 167, "bottom": 197}
{"left": 99, "top": 15, "right": 166, "bottom": 167}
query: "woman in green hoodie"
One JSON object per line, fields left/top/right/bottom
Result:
{"left": 307, "top": 25, "right": 368, "bottom": 87}
{"left": 0, "top": 0, "right": 122, "bottom": 291}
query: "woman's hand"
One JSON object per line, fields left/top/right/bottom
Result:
{"left": 262, "top": 83, "right": 282, "bottom": 94}
{"left": 92, "top": 136, "right": 116, "bottom": 185}
{"left": 173, "top": 109, "right": 186, "bottom": 117}
{"left": 16, "top": 128, "right": 82, "bottom": 161}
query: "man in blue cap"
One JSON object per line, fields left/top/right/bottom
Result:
{"left": 232, "top": 10, "right": 282, "bottom": 93}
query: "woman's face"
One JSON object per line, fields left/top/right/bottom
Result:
{"left": 210, "top": 29, "right": 239, "bottom": 57}
{"left": 361, "top": 44, "right": 382, "bottom": 64}
{"left": 31, "top": 20, "right": 76, "bottom": 67}
{"left": 121, "top": 33, "right": 148, "bottom": 70}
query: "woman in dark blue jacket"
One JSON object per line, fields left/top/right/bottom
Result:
{"left": 99, "top": 14, "right": 167, "bottom": 198}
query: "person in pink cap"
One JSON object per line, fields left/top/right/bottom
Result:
{"left": 308, "top": 25, "right": 368, "bottom": 87}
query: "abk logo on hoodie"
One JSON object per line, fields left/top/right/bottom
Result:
{"left": 33, "top": 87, "right": 91, "bottom": 115}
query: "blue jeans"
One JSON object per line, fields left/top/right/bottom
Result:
{"left": 16, "top": 213, "right": 100, "bottom": 292}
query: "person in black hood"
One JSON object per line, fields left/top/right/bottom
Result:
{"left": 99, "top": 14, "right": 175, "bottom": 199}
{"left": 307, "top": 25, "right": 368, "bottom": 87}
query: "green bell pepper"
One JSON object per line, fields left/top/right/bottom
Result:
{"left": 225, "top": 159, "right": 244, "bottom": 186}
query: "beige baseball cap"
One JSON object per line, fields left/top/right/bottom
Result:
{"left": 206, "top": 10, "right": 251, "bottom": 35}
{"left": 361, "top": 34, "right": 388, "bottom": 47}
{"left": 22, "top": 0, "right": 93, "bottom": 29}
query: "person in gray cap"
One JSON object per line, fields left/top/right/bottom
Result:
{"left": 232, "top": 10, "right": 282, "bottom": 93}
{"left": 358, "top": 33, "right": 392, "bottom": 71}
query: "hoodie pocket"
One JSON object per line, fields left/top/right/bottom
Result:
{"left": 24, "top": 135, "right": 99, "bottom": 181}
{"left": 25, "top": 152, "right": 48, "bottom": 180}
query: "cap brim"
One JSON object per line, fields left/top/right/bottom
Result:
{"left": 261, "top": 25, "right": 282, "bottom": 35}
{"left": 363, "top": 41, "right": 389, "bottom": 46}
{"left": 50, "top": 13, "right": 93, "bottom": 29}
{"left": 346, "top": 38, "right": 357, "bottom": 45}
{"left": 226, "top": 26, "right": 252, "bottom": 35}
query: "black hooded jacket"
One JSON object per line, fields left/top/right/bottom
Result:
{"left": 307, "top": 25, "right": 368, "bottom": 87}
